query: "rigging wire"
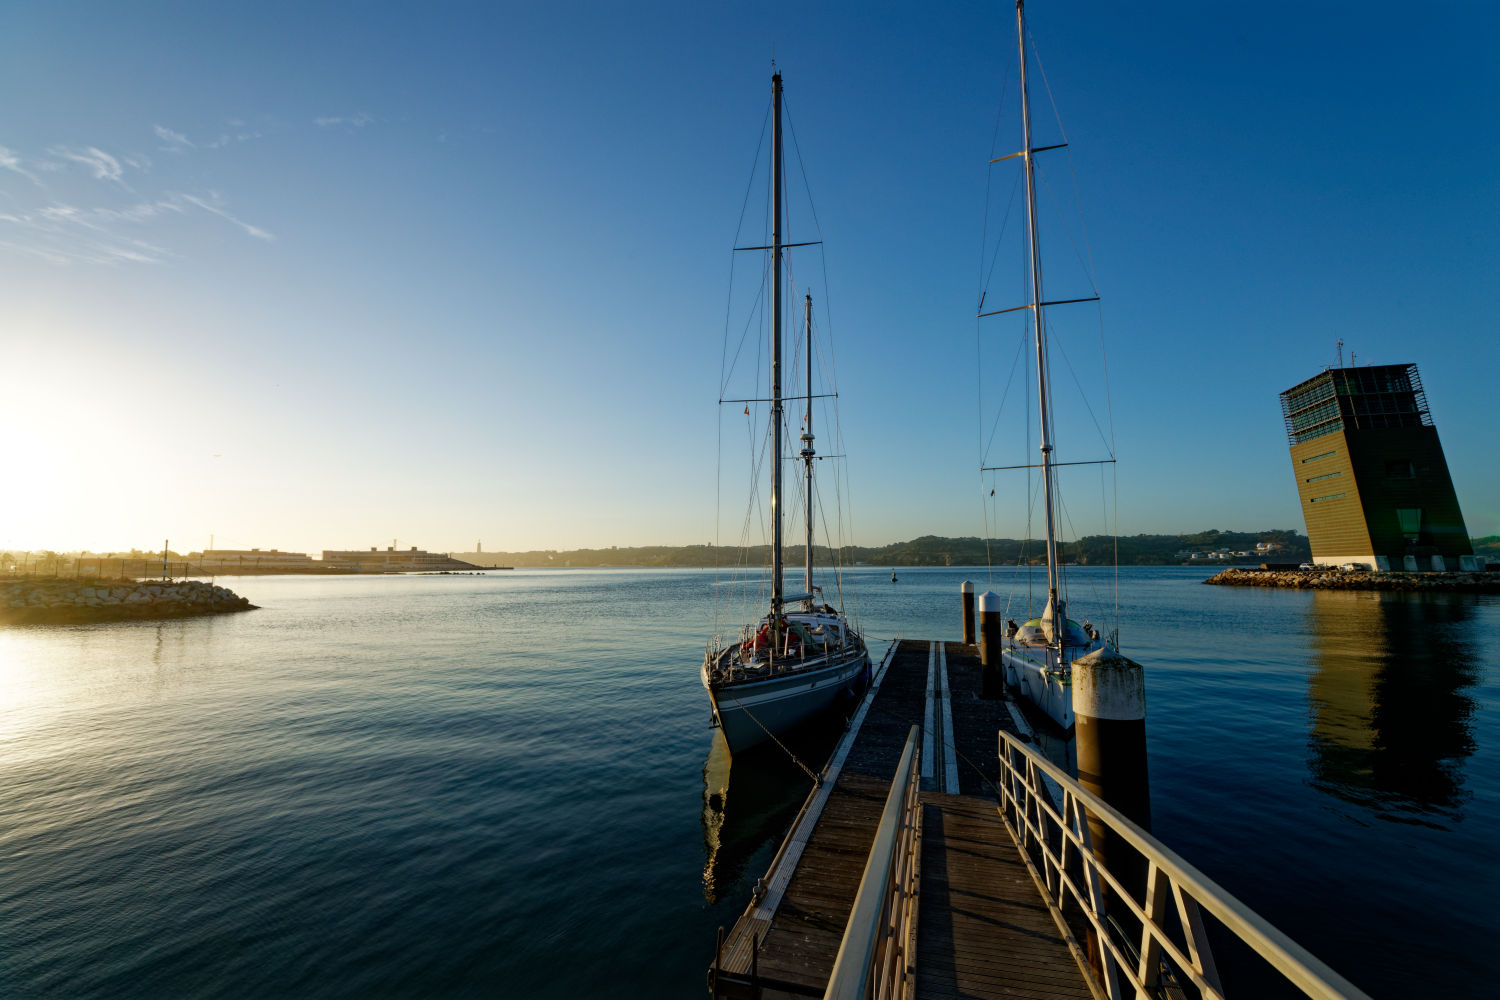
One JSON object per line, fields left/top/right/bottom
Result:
{"left": 1044, "top": 313, "right": 1114, "bottom": 458}
{"left": 1030, "top": 20, "right": 1120, "bottom": 630}
{"left": 721, "top": 100, "right": 774, "bottom": 395}
{"left": 979, "top": 62, "right": 1015, "bottom": 303}
{"left": 981, "top": 169, "right": 1025, "bottom": 305}
{"left": 718, "top": 93, "right": 775, "bottom": 633}
{"left": 975, "top": 92, "right": 1023, "bottom": 582}
{"left": 1037, "top": 164, "right": 1096, "bottom": 299}
{"left": 786, "top": 95, "right": 861, "bottom": 630}
{"left": 1027, "top": 29, "right": 1107, "bottom": 292}
{"left": 981, "top": 328, "right": 1032, "bottom": 467}
{"left": 720, "top": 257, "right": 771, "bottom": 400}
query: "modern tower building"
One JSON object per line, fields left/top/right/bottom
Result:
{"left": 1280, "top": 363, "right": 1477, "bottom": 571}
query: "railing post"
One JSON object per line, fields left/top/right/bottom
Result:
{"left": 1136, "top": 862, "right": 1168, "bottom": 989}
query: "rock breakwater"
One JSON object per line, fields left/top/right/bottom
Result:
{"left": 1205, "top": 567, "right": 1500, "bottom": 593}
{"left": 0, "top": 579, "right": 257, "bottom": 625}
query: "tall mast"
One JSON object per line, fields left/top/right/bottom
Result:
{"left": 1016, "top": 0, "right": 1063, "bottom": 629}
{"left": 770, "top": 72, "right": 785, "bottom": 626}
{"left": 802, "top": 293, "right": 816, "bottom": 596}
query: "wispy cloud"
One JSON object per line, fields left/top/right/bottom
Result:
{"left": 54, "top": 145, "right": 127, "bottom": 184}
{"left": 0, "top": 145, "right": 42, "bottom": 186}
{"left": 0, "top": 189, "right": 271, "bottom": 266}
{"left": 314, "top": 113, "right": 374, "bottom": 128}
{"left": 205, "top": 130, "right": 262, "bottom": 149}
{"left": 181, "top": 193, "right": 274, "bottom": 241}
{"left": 95, "top": 198, "right": 187, "bottom": 224}
{"left": 0, "top": 200, "right": 176, "bottom": 265}
{"left": 156, "top": 122, "right": 263, "bottom": 151}
{"left": 1, "top": 130, "right": 277, "bottom": 265}
{"left": 154, "top": 124, "right": 194, "bottom": 151}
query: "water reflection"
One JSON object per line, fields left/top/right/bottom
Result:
{"left": 699, "top": 715, "right": 847, "bottom": 903}
{"left": 1305, "top": 590, "right": 1479, "bottom": 820}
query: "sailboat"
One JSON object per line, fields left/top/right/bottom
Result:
{"left": 989, "top": 0, "right": 1110, "bottom": 730}
{"left": 701, "top": 72, "right": 871, "bottom": 755}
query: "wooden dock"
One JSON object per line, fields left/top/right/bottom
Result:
{"left": 709, "top": 639, "right": 1097, "bottom": 999}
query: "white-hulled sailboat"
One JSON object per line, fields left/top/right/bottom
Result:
{"left": 701, "top": 72, "right": 870, "bottom": 755}
{"left": 989, "top": 0, "right": 1112, "bottom": 730}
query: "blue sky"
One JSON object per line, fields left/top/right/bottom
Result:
{"left": 1, "top": 1, "right": 1495, "bottom": 554}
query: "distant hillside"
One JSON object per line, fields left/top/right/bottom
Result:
{"left": 452, "top": 529, "right": 1311, "bottom": 568}
{"left": 1474, "top": 536, "right": 1500, "bottom": 563}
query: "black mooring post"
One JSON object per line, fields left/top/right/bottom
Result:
{"left": 979, "top": 590, "right": 1004, "bottom": 697}
{"left": 961, "top": 579, "right": 976, "bottom": 644}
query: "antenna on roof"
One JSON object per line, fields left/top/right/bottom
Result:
{"left": 1337, "top": 338, "right": 1344, "bottom": 368}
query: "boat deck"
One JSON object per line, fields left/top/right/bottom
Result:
{"left": 708, "top": 639, "right": 1095, "bottom": 999}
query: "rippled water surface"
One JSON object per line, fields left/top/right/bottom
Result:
{"left": 1, "top": 567, "right": 1495, "bottom": 996}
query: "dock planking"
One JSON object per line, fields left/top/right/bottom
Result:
{"left": 710, "top": 638, "right": 1096, "bottom": 999}
{"left": 916, "top": 793, "right": 1094, "bottom": 1000}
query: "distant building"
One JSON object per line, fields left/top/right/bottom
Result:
{"left": 187, "top": 548, "right": 316, "bottom": 571}
{"left": 1280, "top": 363, "right": 1477, "bottom": 570}
{"left": 320, "top": 546, "right": 479, "bottom": 573}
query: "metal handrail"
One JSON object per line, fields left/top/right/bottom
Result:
{"left": 996, "top": 730, "right": 1373, "bottom": 1000}
{"left": 824, "top": 725, "right": 923, "bottom": 1000}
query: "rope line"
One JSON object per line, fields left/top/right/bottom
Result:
{"left": 724, "top": 690, "right": 823, "bottom": 786}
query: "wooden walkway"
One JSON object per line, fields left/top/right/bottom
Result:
{"left": 709, "top": 639, "right": 1095, "bottom": 999}
{"left": 916, "top": 793, "right": 1091, "bottom": 1000}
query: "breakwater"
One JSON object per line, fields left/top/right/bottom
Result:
{"left": 1205, "top": 566, "right": 1500, "bottom": 592}
{"left": 0, "top": 578, "right": 256, "bottom": 625}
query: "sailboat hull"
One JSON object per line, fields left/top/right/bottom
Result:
{"left": 704, "top": 646, "right": 869, "bottom": 754}
{"left": 1001, "top": 641, "right": 1094, "bottom": 731}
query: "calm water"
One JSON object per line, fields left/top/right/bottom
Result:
{"left": 1, "top": 567, "right": 1495, "bottom": 997}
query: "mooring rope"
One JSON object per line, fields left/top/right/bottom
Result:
{"left": 724, "top": 689, "right": 822, "bottom": 786}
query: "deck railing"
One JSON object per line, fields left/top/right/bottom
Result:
{"left": 823, "top": 725, "right": 923, "bottom": 1000}
{"left": 996, "top": 730, "right": 1372, "bottom": 1000}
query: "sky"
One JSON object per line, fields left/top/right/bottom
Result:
{"left": 1, "top": 0, "right": 1495, "bottom": 555}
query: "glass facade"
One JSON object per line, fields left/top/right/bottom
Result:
{"left": 1280, "top": 364, "right": 1432, "bottom": 446}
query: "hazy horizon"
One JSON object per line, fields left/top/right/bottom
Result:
{"left": 2, "top": 525, "right": 1328, "bottom": 559}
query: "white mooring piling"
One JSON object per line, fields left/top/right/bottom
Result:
{"left": 1072, "top": 644, "right": 1151, "bottom": 947}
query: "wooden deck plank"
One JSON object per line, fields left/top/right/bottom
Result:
{"left": 915, "top": 792, "right": 1093, "bottom": 1000}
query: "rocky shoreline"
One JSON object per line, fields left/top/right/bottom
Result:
{"left": 1, "top": 578, "right": 257, "bottom": 625}
{"left": 1204, "top": 567, "right": 1500, "bottom": 592}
